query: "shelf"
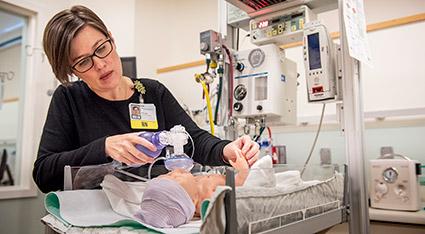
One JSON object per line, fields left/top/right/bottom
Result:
{"left": 369, "top": 204, "right": 425, "bottom": 225}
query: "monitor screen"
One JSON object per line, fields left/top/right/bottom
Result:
{"left": 307, "top": 33, "right": 321, "bottom": 70}
{"left": 120, "top": 57, "right": 137, "bottom": 78}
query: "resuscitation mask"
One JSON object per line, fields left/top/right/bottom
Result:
{"left": 164, "top": 153, "right": 194, "bottom": 171}
{"left": 136, "top": 125, "right": 194, "bottom": 178}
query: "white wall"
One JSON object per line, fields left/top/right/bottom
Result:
{"left": 362, "top": 22, "right": 425, "bottom": 112}
{"left": 274, "top": 126, "right": 425, "bottom": 166}
{"left": 135, "top": 0, "right": 219, "bottom": 109}
{"left": 317, "top": 0, "right": 425, "bottom": 33}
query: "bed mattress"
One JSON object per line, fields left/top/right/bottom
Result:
{"left": 234, "top": 173, "right": 344, "bottom": 233}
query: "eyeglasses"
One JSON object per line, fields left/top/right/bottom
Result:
{"left": 71, "top": 38, "right": 113, "bottom": 73}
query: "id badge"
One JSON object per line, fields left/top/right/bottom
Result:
{"left": 129, "top": 103, "right": 158, "bottom": 129}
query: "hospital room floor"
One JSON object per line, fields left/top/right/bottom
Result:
{"left": 325, "top": 222, "right": 425, "bottom": 233}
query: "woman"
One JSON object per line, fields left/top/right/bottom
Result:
{"left": 33, "top": 5, "right": 259, "bottom": 193}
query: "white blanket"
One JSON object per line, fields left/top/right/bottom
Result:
{"left": 243, "top": 155, "right": 320, "bottom": 189}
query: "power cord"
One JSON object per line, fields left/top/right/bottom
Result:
{"left": 301, "top": 103, "right": 326, "bottom": 176}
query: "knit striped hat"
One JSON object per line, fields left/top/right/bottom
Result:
{"left": 135, "top": 178, "right": 195, "bottom": 228}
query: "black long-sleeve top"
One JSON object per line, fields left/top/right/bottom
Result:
{"left": 33, "top": 78, "right": 230, "bottom": 193}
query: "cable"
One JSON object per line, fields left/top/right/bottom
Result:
{"left": 301, "top": 103, "right": 326, "bottom": 176}
{"left": 253, "top": 127, "right": 265, "bottom": 142}
{"left": 236, "top": 28, "right": 240, "bottom": 51}
{"left": 113, "top": 160, "right": 149, "bottom": 182}
{"left": 214, "top": 76, "right": 223, "bottom": 125}
{"left": 200, "top": 80, "right": 215, "bottom": 136}
{"left": 266, "top": 126, "right": 272, "bottom": 138}
{"left": 115, "top": 169, "right": 149, "bottom": 182}
{"left": 185, "top": 131, "right": 195, "bottom": 159}
{"left": 147, "top": 156, "right": 166, "bottom": 179}
{"left": 222, "top": 45, "right": 234, "bottom": 118}
{"left": 205, "top": 54, "right": 211, "bottom": 73}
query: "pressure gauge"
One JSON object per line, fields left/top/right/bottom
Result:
{"left": 234, "top": 84, "right": 247, "bottom": 101}
{"left": 382, "top": 167, "right": 398, "bottom": 183}
{"left": 248, "top": 48, "right": 265, "bottom": 68}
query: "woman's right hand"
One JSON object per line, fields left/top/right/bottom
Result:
{"left": 105, "top": 132, "right": 156, "bottom": 165}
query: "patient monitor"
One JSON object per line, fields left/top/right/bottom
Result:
{"left": 249, "top": 5, "right": 316, "bottom": 46}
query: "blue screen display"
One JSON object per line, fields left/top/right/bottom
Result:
{"left": 308, "top": 33, "right": 321, "bottom": 70}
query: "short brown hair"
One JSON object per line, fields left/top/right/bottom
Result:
{"left": 43, "top": 5, "right": 109, "bottom": 84}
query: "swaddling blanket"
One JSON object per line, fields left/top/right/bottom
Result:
{"left": 44, "top": 184, "right": 201, "bottom": 234}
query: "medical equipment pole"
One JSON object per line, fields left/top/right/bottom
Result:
{"left": 338, "top": 0, "right": 370, "bottom": 233}
{"left": 221, "top": 18, "right": 239, "bottom": 141}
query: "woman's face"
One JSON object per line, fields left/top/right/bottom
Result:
{"left": 69, "top": 26, "right": 123, "bottom": 93}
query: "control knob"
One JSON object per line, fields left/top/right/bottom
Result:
{"left": 233, "top": 102, "right": 243, "bottom": 112}
{"left": 235, "top": 62, "right": 245, "bottom": 72}
{"left": 200, "top": 42, "right": 209, "bottom": 52}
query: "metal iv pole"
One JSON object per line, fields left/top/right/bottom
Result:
{"left": 338, "top": 0, "right": 370, "bottom": 233}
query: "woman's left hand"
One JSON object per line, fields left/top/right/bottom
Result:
{"left": 223, "top": 135, "right": 259, "bottom": 167}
